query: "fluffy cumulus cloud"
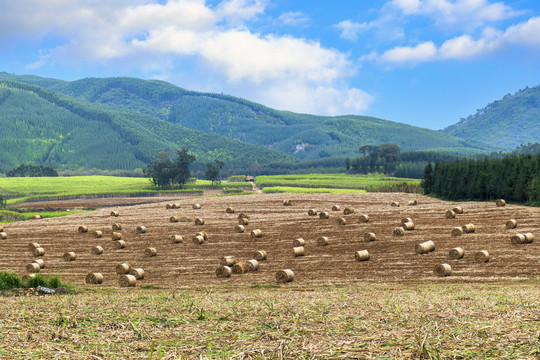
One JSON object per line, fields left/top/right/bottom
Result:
{"left": 0, "top": 0, "right": 369, "bottom": 116}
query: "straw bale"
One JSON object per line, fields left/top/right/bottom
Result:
{"left": 292, "top": 238, "right": 305, "bottom": 247}
{"left": 136, "top": 225, "right": 147, "bottom": 233}
{"left": 226, "top": 207, "right": 235, "bottom": 213}
{"left": 110, "top": 210, "right": 119, "bottom": 217}
{"left": 251, "top": 229, "right": 262, "bottom": 238}
{"left": 474, "top": 250, "right": 490, "bottom": 263}
{"left": 238, "top": 213, "right": 250, "bottom": 220}
{"left": 496, "top": 199, "right": 506, "bottom": 207}
{"left": 113, "top": 240, "right": 126, "bottom": 249}
{"left": 308, "top": 209, "right": 318, "bottom": 216}
{"left": 215, "top": 266, "right": 232, "bottom": 278}
{"left": 196, "top": 231, "right": 208, "bottom": 241}
{"left": 505, "top": 219, "right": 517, "bottom": 229}
{"left": 275, "top": 269, "right": 294, "bottom": 283}
{"left": 451, "top": 227, "right": 463, "bottom": 236}
{"left": 415, "top": 240, "right": 435, "bottom": 254}
{"left": 28, "top": 242, "right": 40, "bottom": 251}
{"left": 453, "top": 206, "right": 463, "bottom": 214}
{"left": 170, "top": 235, "right": 183, "bottom": 243}
{"left": 144, "top": 247, "right": 157, "bottom": 257}
{"left": 116, "top": 263, "right": 131, "bottom": 274}
{"left": 408, "top": 200, "right": 418, "bottom": 206}
{"left": 33, "top": 215, "right": 42, "bottom": 219}
{"left": 364, "top": 232, "right": 376, "bottom": 242}
{"left": 91, "top": 245, "right": 104, "bottom": 255}
{"left": 331, "top": 205, "right": 341, "bottom": 211}
{"left": 112, "top": 223, "right": 122, "bottom": 231}
{"left": 220, "top": 256, "right": 236, "bottom": 267}
{"left": 391, "top": 202, "right": 400, "bottom": 207}
{"left": 292, "top": 246, "right": 305, "bottom": 257}
{"left": 337, "top": 217, "right": 347, "bottom": 226}
{"left": 355, "top": 250, "right": 370, "bottom": 261}
{"left": 247, "top": 259, "right": 259, "bottom": 271}
{"left": 393, "top": 227, "right": 405, "bottom": 237}
{"left": 343, "top": 207, "right": 355, "bottom": 215}
{"left": 129, "top": 268, "right": 145, "bottom": 280}
{"left": 232, "top": 261, "right": 250, "bottom": 274}
{"left": 402, "top": 221, "right": 415, "bottom": 231}
{"left": 85, "top": 272, "right": 103, "bottom": 284}
{"left": 0, "top": 232, "right": 7, "bottom": 239}
{"left": 317, "top": 236, "right": 329, "bottom": 246}
{"left": 193, "top": 203, "right": 201, "bottom": 209}
{"left": 434, "top": 263, "right": 452, "bottom": 277}
{"left": 93, "top": 230, "right": 103, "bottom": 238}
{"left": 462, "top": 224, "right": 475, "bottom": 233}
{"left": 253, "top": 250, "right": 268, "bottom": 261}
{"left": 78, "top": 225, "right": 88, "bottom": 233}
{"left": 119, "top": 274, "right": 136, "bottom": 287}
{"left": 111, "top": 232, "right": 123, "bottom": 241}
{"left": 449, "top": 247, "right": 464, "bottom": 260}
{"left": 194, "top": 217, "right": 205, "bottom": 226}
{"left": 33, "top": 247, "right": 45, "bottom": 257}
{"left": 511, "top": 233, "right": 526, "bottom": 244}
{"left": 26, "top": 263, "right": 40, "bottom": 273}
{"left": 62, "top": 251, "right": 76, "bottom": 261}
{"left": 283, "top": 199, "right": 292, "bottom": 206}
{"left": 445, "top": 210, "right": 456, "bottom": 219}
{"left": 359, "top": 214, "right": 369, "bottom": 223}
{"left": 170, "top": 215, "right": 179, "bottom": 223}
{"left": 401, "top": 217, "right": 413, "bottom": 224}
{"left": 319, "top": 211, "right": 329, "bottom": 219}
{"left": 32, "top": 258, "right": 45, "bottom": 268}
{"left": 238, "top": 217, "right": 249, "bottom": 226}
{"left": 192, "top": 235, "right": 205, "bottom": 244}
{"left": 235, "top": 225, "right": 245, "bottom": 233}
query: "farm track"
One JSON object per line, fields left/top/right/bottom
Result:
{"left": 1, "top": 193, "right": 539, "bottom": 288}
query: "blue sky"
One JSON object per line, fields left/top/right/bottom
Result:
{"left": 1, "top": 0, "right": 539, "bottom": 130}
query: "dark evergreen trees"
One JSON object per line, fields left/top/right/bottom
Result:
{"left": 145, "top": 148, "right": 197, "bottom": 189}
{"left": 6, "top": 164, "right": 58, "bottom": 177}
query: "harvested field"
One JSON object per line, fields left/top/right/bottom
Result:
{"left": 1, "top": 193, "right": 539, "bottom": 287}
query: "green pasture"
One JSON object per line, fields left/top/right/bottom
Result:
{"left": 262, "top": 186, "right": 366, "bottom": 194}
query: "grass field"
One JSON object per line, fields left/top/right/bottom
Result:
{"left": 262, "top": 186, "right": 366, "bottom": 194}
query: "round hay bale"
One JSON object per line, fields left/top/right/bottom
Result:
{"left": 434, "top": 264, "right": 452, "bottom": 277}
{"left": 355, "top": 250, "right": 370, "bottom": 261}
{"left": 247, "top": 259, "right": 259, "bottom": 271}
{"left": 196, "top": 231, "right": 208, "bottom": 240}
{"left": 220, "top": 256, "right": 236, "bottom": 267}
{"left": 111, "top": 232, "right": 123, "bottom": 241}
{"left": 33, "top": 247, "right": 45, "bottom": 257}
{"left": 319, "top": 211, "right": 329, "bottom": 219}
{"left": 33, "top": 215, "right": 42, "bottom": 220}
{"left": 193, "top": 203, "right": 201, "bottom": 209}
{"left": 192, "top": 235, "right": 205, "bottom": 244}
{"left": 238, "top": 213, "right": 250, "bottom": 220}
{"left": 32, "top": 258, "right": 45, "bottom": 268}
{"left": 496, "top": 199, "right": 506, "bottom": 207}
{"left": 452, "top": 206, "right": 463, "bottom": 214}
{"left": 445, "top": 210, "right": 456, "bottom": 219}
{"left": 235, "top": 224, "right": 245, "bottom": 233}
{"left": 415, "top": 240, "right": 435, "bottom": 254}
{"left": 317, "top": 236, "right": 329, "bottom": 246}
{"left": 113, "top": 240, "right": 126, "bottom": 249}
{"left": 253, "top": 250, "right": 267, "bottom": 261}
{"left": 283, "top": 199, "right": 292, "bottom": 206}
{"left": 0, "top": 225, "right": 3, "bottom": 232}
{"left": 364, "top": 232, "right": 376, "bottom": 242}
{"left": 112, "top": 223, "right": 122, "bottom": 231}
{"left": 402, "top": 222, "right": 415, "bottom": 231}
{"left": 170, "top": 235, "right": 183, "bottom": 243}
{"left": 173, "top": 203, "right": 181, "bottom": 209}
{"left": 136, "top": 225, "right": 147, "bottom": 233}
{"left": 78, "top": 225, "right": 88, "bottom": 233}
{"left": 391, "top": 202, "right": 400, "bottom": 207}
{"left": 408, "top": 200, "right": 418, "bottom": 206}
{"left": 511, "top": 233, "right": 526, "bottom": 244}
{"left": 116, "top": 263, "right": 131, "bottom": 274}
{"left": 170, "top": 216, "right": 179, "bottom": 223}
{"left": 474, "top": 250, "right": 490, "bottom": 263}
{"left": 505, "top": 219, "right": 517, "bottom": 229}
{"left": 276, "top": 269, "right": 294, "bottom": 283}
{"left": 91, "top": 245, "right": 104, "bottom": 255}
{"left": 119, "top": 274, "right": 136, "bottom": 287}
{"left": 343, "top": 207, "right": 355, "bottom": 215}
{"left": 28, "top": 242, "right": 40, "bottom": 251}
{"left": 251, "top": 229, "right": 262, "bottom": 238}
{"left": 110, "top": 210, "right": 119, "bottom": 217}
{"left": 85, "top": 272, "right": 103, "bottom": 284}
{"left": 359, "top": 214, "right": 369, "bottom": 223}
{"left": 129, "top": 268, "right": 145, "bottom": 280}
{"left": 22, "top": 274, "right": 36, "bottom": 281}
{"left": 226, "top": 207, "right": 235, "bottom": 214}
{"left": 215, "top": 266, "right": 232, "bottom": 278}
{"left": 337, "top": 217, "right": 347, "bottom": 226}
{"left": 451, "top": 227, "right": 464, "bottom": 237}
{"left": 0, "top": 232, "right": 7, "bottom": 239}
{"left": 166, "top": 203, "right": 173, "bottom": 209}
{"left": 292, "top": 238, "right": 305, "bottom": 247}
{"left": 144, "top": 247, "right": 157, "bottom": 257}
{"left": 93, "top": 230, "right": 103, "bottom": 238}
{"left": 194, "top": 218, "right": 205, "bottom": 226}
{"left": 62, "top": 252, "right": 76, "bottom": 261}
{"left": 331, "top": 205, "right": 341, "bottom": 211}
{"left": 308, "top": 209, "right": 318, "bottom": 216}
{"left": 524, "top": 233, "right": 534, "bottom": 243}
{"left": 449, "top": 247, "right": 464, "bottom": 260}
{"left": 462, "top": 224, "right": 475, "bottom": 233}
{"left": 401, "top": 217, "right": 413, "bottom": 224}
{"left": 393, "top": 227, "right": 405, "bottom": 237}
{"left": 238, "top": 217, "right": 249, "bottom": 226}
{"left": 26, "top": 263, "right": 40, "bottom": 273}
{"left": 292, "top": 246, "right": 305, "bottom": 257}
{"left": 232, "top": 261, "right": 250, "bottom": 274}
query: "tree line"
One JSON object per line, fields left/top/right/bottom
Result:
{"left": 6, "top": 164, "right": 58, "bottom": 177}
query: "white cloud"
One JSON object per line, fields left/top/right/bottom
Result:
{"left": 334, "top": 20, "right": 369, "bottom": 41}
{"left": 504, "top": 16, "right": 540, "bottom": 46}
{"left": 381, "top": 41, "right": 437, "bottom": 63}
{"left": 278, "top": 11, "right": 309, "bottom": 26}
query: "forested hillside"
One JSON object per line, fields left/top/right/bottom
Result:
{"left": 0, "top": 73, "right": 495, "bottom": 161}
{"left": 0, "top": 80, "right": 297, "bottom": 173}
{"left": 443, "top": 85, "right": 540, "bottom": 149}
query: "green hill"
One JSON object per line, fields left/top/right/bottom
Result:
{"left": 443, "top": 85, "right": 540, "bottom": 150}
{"left": 0, "top": 73, "right": 495, "bottom": 162}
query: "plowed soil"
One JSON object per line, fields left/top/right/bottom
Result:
{"left": 1, "top": 193, "right": 539, "bottom": 287}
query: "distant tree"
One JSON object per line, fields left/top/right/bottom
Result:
{"left": 345, "top": 157, "right": 351, "bottom": 171}
{"left": 6, "top": 164, "right": 58, "bottom": 177}
{"left": 144, "top": 152, "right": 174, "bottom": 189}
{"left": 205, "top": 160, "right": 224, "bottom": 186}
{"left": 173, "top": 147, "right": 197, "bottom": 188}
{"left": 421, "top": 162, "right": 434, "bottom": 194}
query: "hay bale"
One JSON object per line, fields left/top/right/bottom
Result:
{"left": 331, "top": 205, "right": 341, "bottom": 211}
{"left": 238, "top": 217, "right": 249, "bottom": 225}
{"left": 247, "top": 259, "right": 259, "bottom": 271}
{"left": 112, "top": 232, "right": 123, "bottom": 241}
{"left": 194, "top": 217, "right": 205, "bottom": 226}
{"left": 238, "top": 213, "right": 250, "bottom": 220}
{"left": 408, "top": 200, "right": 418, "bottom": 206}
{"left": 33, "top": 215, "right": 42, "bottom": 220}
{"left": 452, "top": 206, "right": 463, "bottom": 214}
{"left": 445, "top": 210, "right": 456, "bottom": 219}
{"left": 220, "top": 256, "right": 236, "bottom": 266}
{"left": 26, "top": 263, "right": 40, "bottom": 273}
{"left": 253, "top": 250, "right": 267, "bottom": 261}
{"left": 112, "top": 223, "right": 122, "bottom": 231}
{"left": 113, "top": 240, "right": 126, "bottom": 249}
{"left": 319, "top": 211, "right": 329, "bottom": 219}
{"left": 251, "top": 229, "right": 262, "bottom": 238}
{"left": 28, "top": 242, "right": 40, "bottom": 251}
{"left": 232, "top": 261, "right": 251, "bottom": 274}
{"left": 144, "top": 247, "right": 157, "bottom": 257}
{"left": 93, "top": 230, "right": 103, "bottom": 238}
{"left": 462, "top": 224, "right": 475, "bottom": 233}
{"left": 193, "top": 203, "right": 201, "bottom": 209}
{"left": 170, "top": 235, "right": 183, "bottom": 243}
{"left": 172, "top": 203, "right": 181, "bottom": 209}
{"left": 474, "top": 250, "right": 490, "bottom": 263}
{"left": 129, "top": 268, "right": 145, "bottom": 280}
{"left": 119, "top": 274, "right": 136, "bottom": 287}
{"left": 524, "top": 233, "right": 534, "bottom": 243}
{"left": 343, "top": 207, "right": 355, "bottom": 215}
{"left": 235, "top": 225, "right": 245, "bottom": 233}
{"left": 215, "top": 266, "right": 232, "bottom": 278}
{"left": 62, "top": 252, "right": 76, "bottom": 261}
{"left": 308, "top": 209, "right": 318, "bottom": 216}
{"left": 359, "top": 214, "right": 369, "bottom": 223}
{"left": 22, "top": 274, "right": 36, "bottom": 281}
{"left": 226, "top": 207, "right": 235, "bottom": 214}
{"left": 402, "top": 222, "right": 415, "bottom": 231}
{"left": 0, "top": 232, "right": 7, "bottom": 239}
{"left": 401, "top": 217, "right": 413, "bottom": 224}
{"left": 292, "top": 238, "right": 305, "bottom": 247}
{"left": 449, "top": 247, "right": 464, "bottom": 260}
{"left": 415, "top": 240, "right": 435, "bottom": 254}
{"left": 292, "top": 246, "right": 305, "bottom": 257}
{"left": 317, "top": 236, "right": 329, "bottom": 246}
{"left": 91, "top": 245, "right": 104, "bottom": 255}
{"left": 196, "top": 231, "right": 208, "bottom": 240}
{"left": 355, "top": 250, "right": 370, "bottom": 261}
{"left": 391, "top": 202, "right": 400, "bottom": 207}
{"left": 337, "top": 217, "right": 347, "bottom": 226}
{"left": 0, "top": 225, "right": 3, "bottom": 232}
{"left": 434, "top": 264, "right": 452, "bottom": 277}
{"left": 170, "top": 216, "right": 179, "bottom": 223}
{"left": 451, "top": 227, "right": 464, "bottom": 237}
{"left": 136, "top": 225, "right": 147, "bottom": 233}
{"left": 78, "top": 225, "right": 88, "bottom": 233}
{"left": 33, "top": 247, "right": 45, "bottom": 257}
{"left": 32, "top": 258, "right": 45, "bottom": 269}
{"left": 110, "top": 210, "right": 119, "bottom": 217}
{"left": 283, "top": 199, "right": 292, "bottom": 206}
{"left": 496, "top": 199, "right": 506, "bottom": 207}
{"left": 116, "top": 263, "right": 131, "bottom": 274}
{"left": 505, "top": 219, "right": 517, "bottom": 229}
{"left": 85, "top": 273, "right": 103, "bottom": 284}
{"left": 364, "top": 232, "right": 376, "bottom": 242}
{"left": 511, "top": 233, "right": 526, "bottom": 244}
{"left": 393, "top": 227, "right": 405, "bottom": 237}
{"left": 275, "top": 269, "right": 294, "bottom": 283}
{"left": 166, "top": 203, "right": 173, "bottom": 209}
{"left": 192, "top": 235, "right": 205, "bottom": 244}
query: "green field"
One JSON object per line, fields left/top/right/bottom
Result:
{"left": 255, "top": 173, "right": 421, "bottom": 192}
{"left": 262, "top": 186, "right": 366, "bottom": 194}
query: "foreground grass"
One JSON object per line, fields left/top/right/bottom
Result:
{"left": 1, "top": 283, "right": 538, "bottom": 359}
